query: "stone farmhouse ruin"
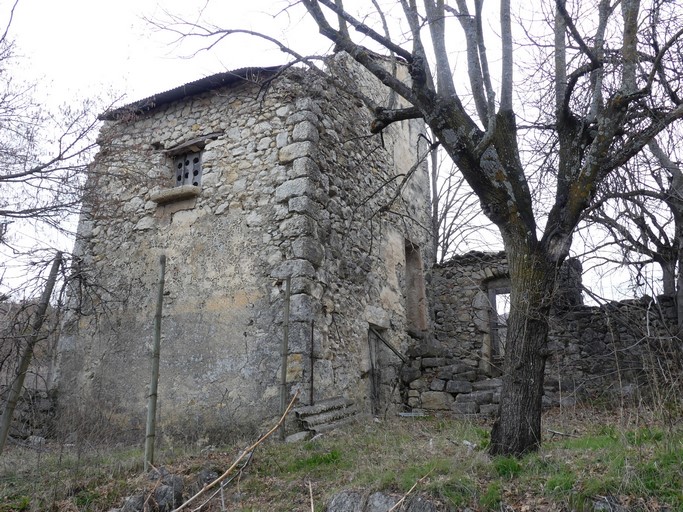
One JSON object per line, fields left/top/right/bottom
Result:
{"left": 52, "top": 52, "right": 679, "bottom": 442}
{"left": 56, "top": 54, "right": 432, "bottom": 439}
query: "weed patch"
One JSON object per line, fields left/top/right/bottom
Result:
{"left": 493, "top": 456, "right": 522, "bottom": 478}
{"left": 480, "top": 481, "right": 502, "bottom": 510}
{"left": 3, "top": 407, "right": 682, "bottom": 511}
{"left": 286, "top": 449, "right": 343, "bottom": 473}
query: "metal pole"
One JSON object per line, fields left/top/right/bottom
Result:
{"left": 279, "top": 276, "right": 291, "bottom": 441}
{"left": 309, "top": 320, "right": 314, "bottom": 406}
{"left": 144, "top": 254, "right": 166, "bottom": 471}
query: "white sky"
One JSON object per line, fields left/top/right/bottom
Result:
{"left": 8, "top": 0, "right": 328, "bottom": 105}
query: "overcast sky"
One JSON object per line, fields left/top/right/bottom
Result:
{"left": 8, "top": 0, "right": 328, "bottom": 105}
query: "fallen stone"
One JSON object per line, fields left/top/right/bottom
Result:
{"left": 366, "top": 492, "right": 398, "bottom": 511}
{"left": 285, "top": 431, "right": 312, "bottom": 443}
{"left": 326, "top": 490, "right": 363, "bottom": 512}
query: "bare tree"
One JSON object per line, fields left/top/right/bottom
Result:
{"left": 583, "top": 128, "right": 683, "bottom": 328}
{"left": 0, "top": 3, "right": 99, "bottom": 238}
{"left": 0, "top": 0, "right": 105, "bottom": 295}
{"left": 163, "top": 0, "right": 683, "bottom": 455}
{"left": 431, "top": 149, "right": 499, "bottom": 264}
{"left": 0, "top": 2, "right": 108, "bottom": 446}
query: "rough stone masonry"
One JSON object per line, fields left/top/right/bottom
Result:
{"left": 55, "top": 53, "right": 433, "bottom": 441}
{"left": 52, "top": 52, "right": 680, "bottom": 444}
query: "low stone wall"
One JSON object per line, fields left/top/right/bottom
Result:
{"left": 401, "top": 341, "right": 501, "bottom": 415}
{"left": 1, "top": 302, "right": 58, "bottom": 439}
{"left": 544, "top": 295, "right": 679, "bottom": 404}
{"left": 404, "top": 253, "right": 682, "bottom": 415}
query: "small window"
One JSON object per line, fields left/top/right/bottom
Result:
{"left": 404, "top": 241, "right": 428, "bottom": 335}
{"left": 487, "top": 282, "right": 510, "bottom": 357}
{"left": 174, "top": 151, "right": 202, "bottom": 187}
{"left": 490, "top": 290, "right": 509, "bottom": 356}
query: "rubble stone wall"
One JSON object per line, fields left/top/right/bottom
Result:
{"left": 404, "top": 252, "right": 680, "bottom": 415}
{"left": 56, "top": 55, "right": 431, "bottom": 441}
{"left": 1, "top": 303, "right": 58, "bottom": 438}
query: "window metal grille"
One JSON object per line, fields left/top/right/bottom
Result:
{"left": 174, "top": 151, "right": 202, "bottom": 187}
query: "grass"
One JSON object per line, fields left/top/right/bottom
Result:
{"left": 1, "top": 405, "right": 682, "bottom": 511}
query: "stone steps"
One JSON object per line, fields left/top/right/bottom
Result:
{"left": 292, "top": 396, "right": 360, "bottom": 437}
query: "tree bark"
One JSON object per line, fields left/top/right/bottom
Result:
{"left": 489, "top": 242, "right": 555, "bottom": 456}
{"left": 661, "top": 260, "right": 676, "bottom": 296}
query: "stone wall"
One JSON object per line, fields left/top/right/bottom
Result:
{"left": 0, "top": 302, "right": 57, "bottom": 438}
{"left": 403, "top": 252, "right": 681, "bottom": 415}
{"left": 55, "top": 54, "right": 432, "bottom": 441}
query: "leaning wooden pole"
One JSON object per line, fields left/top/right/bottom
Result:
{"left": 145, "top": 254, "right": 166, "bottom": 471}
{"left": 279, "top": 276, "right": 291, "bottom": 441}
{"left": 0, "top": 251, "right": 62, "bottom": 455}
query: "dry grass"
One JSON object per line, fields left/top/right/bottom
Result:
{"left": 1, "top": 405, "right": 682, "bottom": 511}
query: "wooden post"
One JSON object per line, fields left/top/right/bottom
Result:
{"left": 0, "top": 251, "right": 62, "bottom": 455}
{"left": 144, "top": 254, "right": 166, "bottom": 471}
{"left": 279, "top": 276, "right": 291, "bottom": 441}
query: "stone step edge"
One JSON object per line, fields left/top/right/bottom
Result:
{"left": 301, "top": 404, "right": 360, "bottom": 429}
{"left": 311, "top": 414, "right": 360, "bottom": 434}
{"left": 293, "top": 396, "right": 354, "bottom": 417}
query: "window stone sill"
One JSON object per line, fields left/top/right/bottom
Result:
{"left": 150, "top": 185, "right": 200, "bottom": 205}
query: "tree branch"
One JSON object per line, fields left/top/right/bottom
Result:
{"left": 371, "top": 106, "right": 423, "bottom": 133}
{"left": 314, "top": 0, "right": 413, "bottom": 62}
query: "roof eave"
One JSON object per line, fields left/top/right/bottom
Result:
{"left": 99, "top": 65, "right": 284, "bottom": 121}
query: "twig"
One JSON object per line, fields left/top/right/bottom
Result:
{"left": 143, "top": 465, "right": 163, "bottom": 511}
{"left": 308, "top": 480, "right": 314, "bottom": 511}
{"left": 546, "top": 428, "right": 577, "bottom": 438}
{"left": 172, "top": 391, "right": 299, "bottom": 512}
{"left": 190, "top": 451, "right": 254, "bottom": 512}
{"left": 387, "top": 468, "right": 434, "bottom": 511}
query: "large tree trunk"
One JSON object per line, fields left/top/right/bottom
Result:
{"left": 661, "top": 260, "right": 676, "bottom": 296}
{"left": 489, "top": 242, "right": 556, "bottom": 456}
{"left": 677, "top": 249, "right": 683, "bottom": 334}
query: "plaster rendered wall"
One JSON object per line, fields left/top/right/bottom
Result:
{"left": 56, "top": 55, "right": 432, "bottom": 441}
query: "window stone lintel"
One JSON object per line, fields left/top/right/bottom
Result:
{"left": 151, "top": 185, "right": 200, "bottom": 205}
{"left": 162, "top": 132, "right": 223, "bottom": 155}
